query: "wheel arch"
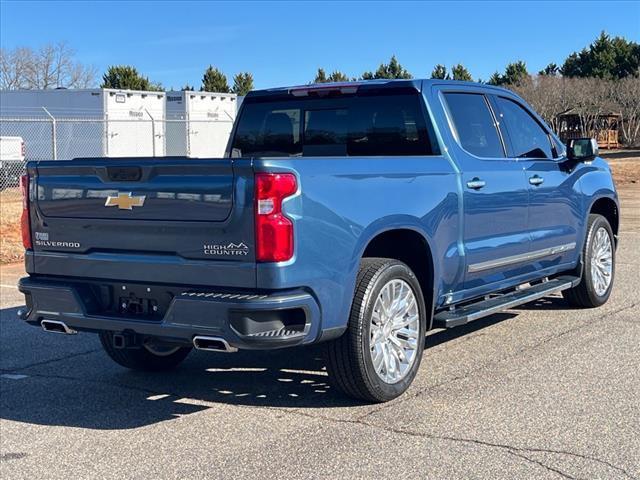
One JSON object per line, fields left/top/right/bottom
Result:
{"left": 589, "top": 196, "right": 619, "bottom": 244}
{"left": 361, "top": 227, "right": 436, "bottom": 330}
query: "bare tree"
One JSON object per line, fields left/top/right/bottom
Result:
{"left": 0, "top": 47, "right": 33, "bottom": 89}
{"left": 510, "top": 76, "right": 640, "bottom": 147}
{"left": 511, "top": 76, "right": 570, "bottom": 132}
{"left": 0, "top": 42, "right": 96, "bottom": 90}
{"left": 613, "top": 77, "right": 640, "bottom": 146}
{"left": 567, "top": 78, "right": 617, "bottom": 138}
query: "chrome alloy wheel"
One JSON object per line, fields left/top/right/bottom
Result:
{"left": 590, "top": 226, "right": 613, "bottom": 296}
{"left": 370, "top": 279, "right": 420, "bottom": 384}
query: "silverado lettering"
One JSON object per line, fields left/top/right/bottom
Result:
{"left": 34, "top": 240, "right": 81, "bottom": 248}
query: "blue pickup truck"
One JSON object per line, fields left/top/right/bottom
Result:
{"left": 18, "top": 80, "right": 618, "bottom": 402}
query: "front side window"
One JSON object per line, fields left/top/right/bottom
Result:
{"left": 495, "top": 97, "right": 553, "bottom": 159}
{"left": 443, "top": 93, "right": 504, "bottom": 158}
{"left": 232, "top": 93, "right": 436, "bottom": 157}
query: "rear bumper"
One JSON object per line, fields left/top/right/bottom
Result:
{"left": 18, "top": 276, "right": 324, "bottom": 350}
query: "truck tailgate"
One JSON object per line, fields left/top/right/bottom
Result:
{"left": 35, "top": 158, "right": 234, "bottom": 221}
{"left": 27, "top": 157, "right": 257, "bottom": 288}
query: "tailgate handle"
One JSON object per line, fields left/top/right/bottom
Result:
{"left": 107, "top": 166, "right": 142, "bottom": 182}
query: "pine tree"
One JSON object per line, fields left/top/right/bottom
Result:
{"left": 362, "top": 55, "right": 412, "bottom": 80}
{"left": 431, "top": 64, "right": 449, "bottom": 79}
{"left": 101, "top": 65, "right": 161, "bottom": 91}
{"left": 201, "top": 66, "right": 230, "bottom": 93}
{"left": 232, "top": 72, "right": 254, "bottom": 95}
{"left": 502, "top": 61, "right": 529, "bottom": 85}
{"left": 451, "top": 64, "right": 473, "bottom": 81}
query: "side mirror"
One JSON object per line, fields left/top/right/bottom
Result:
{"left": 567, "top": 138, "right": 599, "bottom": 161}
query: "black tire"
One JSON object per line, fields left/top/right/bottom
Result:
{"left": 324, "top": 258, "right": 428, "bottom": 403}
{"left": 99, "top": 332, "right": 192, "bottom": 371}
{"left": 563, "top": 214, "right": 615, "bottom": 308}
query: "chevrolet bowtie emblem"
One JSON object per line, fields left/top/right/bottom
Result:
{"left": 104, "top": 192, "right": 146, "bottom": 210}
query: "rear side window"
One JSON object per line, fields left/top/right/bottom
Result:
{"left": 233, "top": 107, "right": 301, "bottom": 156}
{"left": 443, "top": 93, "right": 504, "bottom": 158}
{"left": 232, "top": 93, "right": 436, "bottom": 157}
{"left": 495, "top": 97, "right": 553, "bottom": 159}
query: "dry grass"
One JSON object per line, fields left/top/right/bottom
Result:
{"left": 0, "top": 158, "right": 638, "bottom": 265}
{"left": 609, "top": 159, "right": 640, "bottom": 185}
{"left": 1, "top": 189, "right": 23, "bottom": 265}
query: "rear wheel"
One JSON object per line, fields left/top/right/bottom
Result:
{"left": 99, "top": 332, "right": 192, "bottom": 371}
{"left": 324, "top": 258, "right": 427, "bottom": 403}
{"left": 563, "top": 214, "right": 615, "bottom": 308}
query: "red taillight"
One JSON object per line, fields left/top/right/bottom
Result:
{"left": 20, "top": 174, "right": 32, "bottom": 249}
{"left": 255, "top": 173, "right": 297, "bottom": 262}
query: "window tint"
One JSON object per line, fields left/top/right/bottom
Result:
{"left": 232, "top": 93, "right": 435, "bottom": 157}
{"left": 304, "top": 109, "right": 348, "bottom": 156}
{"left": 346, "top": 95, "right": 430, "bottom": 156}
{"left": 496, "top": 97, "right": 553, "bottom": 159}
{"left": 443, "top": 93, "right": 504, "bottom": 158}
{"left": 233, "top": 106, "right": 301, "bottom": 156}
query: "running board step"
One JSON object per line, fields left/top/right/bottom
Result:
{"left": 433, "top": 275, "right": 581, "bottom": 328}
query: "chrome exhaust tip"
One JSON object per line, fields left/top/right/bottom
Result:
{"left": 192, "top": 336, "right": 238, "bottom": 353}
{"left": 41, "top": 320, "right": 77, "bottom": 335}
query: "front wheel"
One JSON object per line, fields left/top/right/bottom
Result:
{"left": 324, "top": 258, "right": 427, "bottom": 403}
{"left": 99, "top": 332, "right": 192, "bottom": 371}
{"left": 563, "top": 214, "right": 615, "bottom": 308}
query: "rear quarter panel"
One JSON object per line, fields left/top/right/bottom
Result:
{"left": 253, "top": 156, "right": 460, "bottom": 336}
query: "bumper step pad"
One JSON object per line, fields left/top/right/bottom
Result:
{"left": 246, "top": 327, "right": 304, "bottom": 338}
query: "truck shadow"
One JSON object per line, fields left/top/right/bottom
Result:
{"left": 0, "top": 305, "right": 544, "bottom": 430}
{"left": 512, "top": 295, "right": 569, "bottom": 311}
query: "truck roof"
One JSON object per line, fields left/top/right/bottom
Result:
{"left": 247, "top": 79, "right": 510, "bottom": 99}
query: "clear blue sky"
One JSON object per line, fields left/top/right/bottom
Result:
{"left": 1, "top": 1, "right": 639, "bottom": 89}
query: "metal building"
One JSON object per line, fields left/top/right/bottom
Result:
{"left": 165, "top": 91, "right": 237, "bottom": 157}
{"left": 0, "top": 88, "right": 166, "bottom": 159}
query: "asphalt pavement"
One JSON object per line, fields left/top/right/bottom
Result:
{"left": 1, "top": 189, "right": 639, "bottom": 479}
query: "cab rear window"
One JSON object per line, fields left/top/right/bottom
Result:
{"left": 231, "top": 93, "right": 437, "bottom": 157}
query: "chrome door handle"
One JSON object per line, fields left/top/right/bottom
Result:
{"left": 529, "top": 175, "right": 544, "bottom": 186}
{"left": 466, "top": 178, "right": 486, "bottom": 190}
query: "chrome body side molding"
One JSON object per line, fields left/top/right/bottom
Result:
{"left": 468, "top": 242, "right": 577, "bottom": 273}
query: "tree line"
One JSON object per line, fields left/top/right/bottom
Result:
{"left": 512, "top": 76, "right": 640, "bottom": 147}
{"left": 1, "top": 32, "right": 638, "bottom": 144}
{"left": 3, "top": 31, "right": 636, "bottom": 91}
{"left": 99, "top": 65, "right": 254, "bottom": 96}
{"left": 2, "top": 31, "right": 636, "bottom": 91}
{"left": 310, "top": 32, "right": 638, "bottom": 84}
{"left": 0, "top": 43, "right": 255, "bottom": 95}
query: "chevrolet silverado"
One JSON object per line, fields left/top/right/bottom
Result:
{"left": 18, "top": 80, "right": 619, "bottom": 402}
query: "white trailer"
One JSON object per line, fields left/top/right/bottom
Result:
{"left": 165, "top": 91, "right": 237, "bottom": 158}
{"left": 0, "top": 88, "right": 166, "bottom": 159}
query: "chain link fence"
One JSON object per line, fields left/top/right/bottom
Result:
{"left": 0, "top": 115, "right": 233, "bottom": 201}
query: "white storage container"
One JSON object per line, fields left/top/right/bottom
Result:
{"left": 0, "top": 88, "right": 166, "bottom": 159}
{"left": 165, "top": 91, "right": 237, "bottom": 158}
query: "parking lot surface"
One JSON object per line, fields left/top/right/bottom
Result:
{"left": 1, "top": 186, "right": 639, "bottom": 480}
